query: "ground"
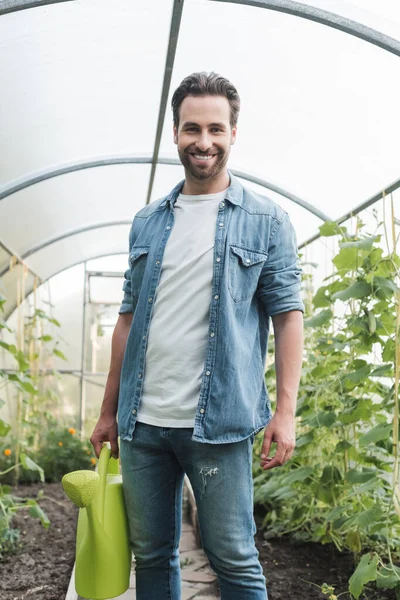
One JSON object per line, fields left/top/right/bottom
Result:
{"left": 0, "top": 483, "right": 396, "bottom": 600}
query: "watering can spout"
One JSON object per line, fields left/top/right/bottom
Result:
{"left": 62, "top": 445, "right": 131, "bottom": 600}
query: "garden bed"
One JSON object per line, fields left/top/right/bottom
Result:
{"left": 0, "top": 483, "right": 397, "bottom": 600}
{"left": 255, "top": 512, "right": 397, "bottom": 600}
{"left": 0, "top": 482, "right": 78, "bottom": 600}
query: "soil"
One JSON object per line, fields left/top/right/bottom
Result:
{"left": 0, "top": 484, "right": 397, "bottom": 600}
{"left": 254, "top": 512, "right": 397, "bottom": 600}
{"left": 0, "top": 482, "right": 78, "bottom": 600}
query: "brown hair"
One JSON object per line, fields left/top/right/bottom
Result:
{"left": 171, "top": 72, "right": 240, "bottom": 129}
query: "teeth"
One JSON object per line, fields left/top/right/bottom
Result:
{"left": 193, "top": 154, "right": 213, "bottom": 160}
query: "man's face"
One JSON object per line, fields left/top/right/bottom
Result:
{"left": 173, "top": 95, "right": 237, "bottom": 182}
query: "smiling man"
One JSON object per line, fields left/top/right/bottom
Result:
{"left": 90, "top": 72, "right": 304, "bottom": 599}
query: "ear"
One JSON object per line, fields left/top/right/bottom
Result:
{"left": 173, "top": 125, "right": 178, "bottom": 145}
{"left": 231, "top": 125, "right": 237, "bottom": 145}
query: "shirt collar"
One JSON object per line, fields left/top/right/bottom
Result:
{"left": 161, "top": 171, "right": 244, "bottom": 208}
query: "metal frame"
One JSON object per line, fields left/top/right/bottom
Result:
{"left": 299, "top": 176, "right": 400, "bottom": 248}
{"left": 2, "top": 0, "right": 400, "bottom": 58}
{"left": 212, "top": 0, "right": 400, "bottom": 57}
{"left": 0, "top": 0, "right": 73, "bottom": 15}
{"left": 146, "top": 0, "right": 184, "bottom": 205}
{"left": 0, "top": 154, "right": 327, "bottom": 217}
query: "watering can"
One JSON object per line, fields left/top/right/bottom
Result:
{"left": 62, "top": 444, "right": 132, "bottom": 599}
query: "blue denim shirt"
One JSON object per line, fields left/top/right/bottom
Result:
{"left": 118, "top": 173, "right": 304, "bottom": 444}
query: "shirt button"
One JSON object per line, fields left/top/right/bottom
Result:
{"left": 220, "top": 201, "right": 225, "bottom": 207}
{"left": 200, "top": 408, "right": 205, "bottom": 414}
{"left": 148, "top": 297, "right": 153, "bottom": 302}
{"left": 138, "top": 373, "right": 142, "bottom": 378}
{"left": 216, "top": 257, "right": 221, "bottom": 262}
{"left": 219, "top": 222, "right": 224, "bottom": 227}
{"left": 210, "top": 332, "right": 215, "bottom": 337}
{"left": 166, "top": 226, "right": 171, "bottom": 230}
{"left": 132, "top": 409, "right": 137, "bottom": 415}
{"left": 246, "top": 258, "right": 251, "bottom": 264}
{"left": 214, "top": 294, "right": 219, "bottom": 300}
{"left": 206, "top": 370, "right": 211, "bottom": 376}
{"left": 143, "top": 335, "right": 146, "bottom": 340}
{"left": 156, "top": 260, "right": 160, "bottom": 265}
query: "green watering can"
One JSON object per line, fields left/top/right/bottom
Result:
{"left": 62, "top": 444, "right": 132, "bottom": 599}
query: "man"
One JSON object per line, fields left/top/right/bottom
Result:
{"left": 90, "top": 72, "right": 304, "bottom": 599}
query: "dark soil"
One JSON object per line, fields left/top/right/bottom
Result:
{"left": 0, "top": 484, "right": 397, "bottom": 600}
{"left": 255, "top": 512, "right": 397, "bottom": 600}
{"left": 0, "top": 482, "right": 78, "bottom": 600}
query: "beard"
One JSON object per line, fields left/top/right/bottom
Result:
{"left": 178, "top": 145, "right": 229, "bottom": 181}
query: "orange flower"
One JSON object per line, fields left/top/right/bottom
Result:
{"left": 87, "top": 450, "right": 91, "bottom": 455}
{"left": 90, "top": 457, "right": 97, "bottom": 465}
{"left": 68, "top": 428, "right": 76, "bottom": 435}
{"left": 58, "top": 441, "right": 63, "bottom": 447}
{"left": 3, "top": 448, "right": 12, "bottom": 457}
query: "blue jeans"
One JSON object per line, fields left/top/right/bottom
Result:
{"left": 120, "top": 422, "right": 268, "bottom": 599}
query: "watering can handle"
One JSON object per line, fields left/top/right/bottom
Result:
{"left": 94, "top": 444, "right": 120, "bottom": 524}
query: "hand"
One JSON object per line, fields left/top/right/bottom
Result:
{"left": 260, "top": 411, "right": 296, "bottom": 470}
{"left": 90, "top": 413, "right": 119, "bottom": 459}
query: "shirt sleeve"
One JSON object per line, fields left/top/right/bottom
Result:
{"left": 256, "top": 212, "right": 305, "bottom": 317}
{"left": 118, "top": 222, "right": 134, "bottom": 315}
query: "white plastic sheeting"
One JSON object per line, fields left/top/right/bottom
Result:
{"left": 0, "top": 0, "right": 399, "bottom": 306}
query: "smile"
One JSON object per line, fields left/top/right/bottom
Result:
{"left": 190, "top": 154, "right": 215, "bottom": 161}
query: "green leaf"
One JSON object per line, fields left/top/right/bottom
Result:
{"left": 304, "top": 309, "right": 333, "bottom": 328}
{"left": 343, "top": 365, "right": 371, "bottom": 386}
{"left": 345, "top": 469, "right": 376, "bottom": 484}
{"left": 15, "top": 350, "right": 29, "bottom": 372}
{"left": 28, "top": 502, "right": 50, "bottom": 529}
{"left": 332, "top": 280, "right": 371, "bottom": 301}
{"left": 53, "top": 348, "right": 67, "bottom": 361}
{"left": 372, "top": 276, "right": 398, "bottom": 299}
{"left": 340, "top": 235, "right": 380, "bottom": 250}
{"left": 308, "top": 411, "right": 337, "bottom": 428}
{"left": 359, "top": 423, "right": 392, "bottom": 446}
{"left": 332, "top": 247, "right": 359, "bottom": 273}
{"left": 376, "top": 564, "right": 400, "bottom": 590}
{"left": 319, "top": 221, "right": 344, "bottom": 237}
{"left": 349, "top": 553, "right": 379, "bottom": 599}
{"left": 20, "top": 453, "right": 44, "bottom": 482}
{"left": 49, "top": 317, "right": 61, "bottom": 327}
{"left": 281, "top": 466, "right": 314, "bottom": 485}
{"left": 335, "top": 440, "right": 353, "bottom": 452}
{"left": 320, "top": 465, "right": 343, "bottom": 485}
{"left": 0, "top": 341, "right": 17, "bottom": 355}
{"left": 39, "top": 335, "right": 53, "bottom": 342}
{"left": 0, "top": 418, "right": 11, "bottom": 437}
{"left": 370, "top": 364, "right": 393, "bottom": 377}
{"left": 312, "top": 286, "right": 332, "bottom": 308}
{"left": 0, "top": 319, "right": 12, "bottom": 332}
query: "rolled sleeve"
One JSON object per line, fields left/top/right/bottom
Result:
{"left": 118, "top": 224, "right": 134, "bottom": 315}
{"left": 257, "top": 212, "right": 305, "bottom": 317}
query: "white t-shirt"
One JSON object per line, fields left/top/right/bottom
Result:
{"left": 137, "top": 188, "right": 228, "bottom": 427}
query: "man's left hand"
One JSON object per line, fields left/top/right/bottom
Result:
{"left": 259, "top": 411, "right": 296, "bottom": 470}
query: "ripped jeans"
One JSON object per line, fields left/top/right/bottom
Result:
{"left": 120, "top": 422, "right": 268, "bottom": 600}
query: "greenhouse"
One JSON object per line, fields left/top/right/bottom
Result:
{"left": 0, "top": 1, "right": 399, "bottom": 599}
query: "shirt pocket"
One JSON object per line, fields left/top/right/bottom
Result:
{"left": 129, "top": 245, "right": 151, "bottom": 302}
{"left": 228, "top": 244, "right": 268, "bottom": 303}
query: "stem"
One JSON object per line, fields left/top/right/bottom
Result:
{"left": 0, "top": 462, "right": 23, "bottom": 476}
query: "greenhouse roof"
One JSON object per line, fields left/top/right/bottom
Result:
{"left": 0, "top": 0, "right": 399, "bottom": 316}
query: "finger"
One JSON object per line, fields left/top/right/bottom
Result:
{"left": 93, "top": 439, "right": 104, "bottom": 459}
{"left": 110, "top": 438, "right": 119, "bottom": 460}
{"left": 263, "top": 443, "right": 286, "bottom": 470}
{"left": 260, "top": 433, "right": 272, "bottom": 461}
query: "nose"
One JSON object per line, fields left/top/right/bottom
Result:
{"left": 195, "top": 131, "right": 212, "bottom": 153}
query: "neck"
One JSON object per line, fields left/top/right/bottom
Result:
{"left": 181, "top": 170, "right": 230, "bottom": 195}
